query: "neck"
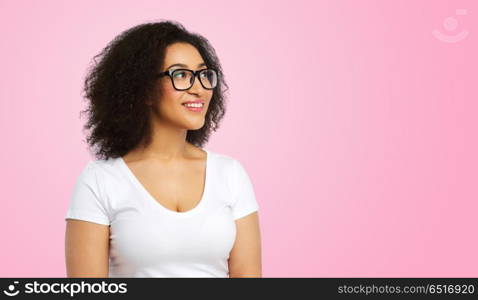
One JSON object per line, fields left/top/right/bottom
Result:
{"left": 128, "top": 118, "right": 192, "bottom": 162}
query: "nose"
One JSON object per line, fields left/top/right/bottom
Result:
{"left": 187, "top": 73, "right": 205, "bottom": 94}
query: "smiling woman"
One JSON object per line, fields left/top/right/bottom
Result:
{"left": 64, "top": 20, "right": 262, "bottom": 278}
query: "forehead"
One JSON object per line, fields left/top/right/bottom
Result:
{"left": 163, "top": 42, "right": 204, "bottom": 66}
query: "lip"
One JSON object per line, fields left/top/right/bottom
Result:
{"left": 181, "top": 99, "right": 205, "bottom": 113}
{"left": 181, "top": 99, "right": 205, "bottom": 105}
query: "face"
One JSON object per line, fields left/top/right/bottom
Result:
{"left": 150, "top": 42, "right": 214, "bottom": 130}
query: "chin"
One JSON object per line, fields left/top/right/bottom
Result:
{"left": 189, "top": 124, "right": 205, "bottom": 131}
{"left": 183, "top": 120, "right": 205, "bottom": 131}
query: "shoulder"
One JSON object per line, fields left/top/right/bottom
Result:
{"left": 76, "top": 157, "right": 123, "bottom": 202}
{"left": 76, "top": 160, "right": 99, "bottom": 181}
{"left": 205, "top": 148, "right": 240, "bottom": 172}
{"left": 205, "top": 149, "right": 252, "bottom": 186}
{"left": 88, "top": 157, "right": 120, "bottom": 175}
{"left": 79, "top": 157, "right": 123, "bottom": 189}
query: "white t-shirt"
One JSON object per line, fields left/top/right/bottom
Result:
{"left": 64, "top": 149, "right": 259, "bottom": 278}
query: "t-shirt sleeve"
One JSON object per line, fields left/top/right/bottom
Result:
{"left": 231, "top": 159, "right": 259, "bottom": 220}
{"left": 65, "top": 161, "right": 111, "bottom": 226}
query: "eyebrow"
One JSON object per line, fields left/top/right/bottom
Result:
{"left": 166, "top": 63, "right": 207, "bottom": 69}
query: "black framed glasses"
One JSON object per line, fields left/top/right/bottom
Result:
{"left": 157, "top": 68, "right": 218, "bottom": 91}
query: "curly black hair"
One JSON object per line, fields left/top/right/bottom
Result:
{"left": 80, "top": 20, "right": 229, "bottom": 160}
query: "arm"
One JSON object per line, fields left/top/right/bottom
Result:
{"left": 65, "top": 219, "right": 110, "bottom": 277}
{"left": 228, "top": 212, "right": 262, "bottom": 278}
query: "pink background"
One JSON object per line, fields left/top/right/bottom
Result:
{"left": 1, "top": 0, "right": 476, "bottom": 277}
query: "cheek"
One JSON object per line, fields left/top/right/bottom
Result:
{"left": 159, "top": 79, "right": 177, "bottom": 94}
{"left": 158, "top": 82, "right": 182, "bottom": 103}
{"left": 206, "top": 90, "right": 214, "bottom": 100}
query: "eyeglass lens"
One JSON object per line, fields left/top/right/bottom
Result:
{"left": 172, "top": 69, "right": 217, "bottom": 90}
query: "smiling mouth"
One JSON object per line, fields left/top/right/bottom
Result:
{"left": 182, "top": 102, "right": 205, "bottom": 112}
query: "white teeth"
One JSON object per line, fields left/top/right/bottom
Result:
{"left": 183, "top": 103, "right": 204, "bottom": 108}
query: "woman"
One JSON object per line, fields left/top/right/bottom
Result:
{"left": 64, "top": 20, "right": 262, "bottom": 278}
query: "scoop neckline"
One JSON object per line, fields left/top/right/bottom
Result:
{"left": 117, "top": 148, "right": 211, "bottom": 217}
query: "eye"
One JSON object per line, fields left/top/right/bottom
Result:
{"left": 173, "top": 71, "right": 186, "bottom": 78}
{"left": 199, "top": 70, "right": 210, "bottom": 78}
